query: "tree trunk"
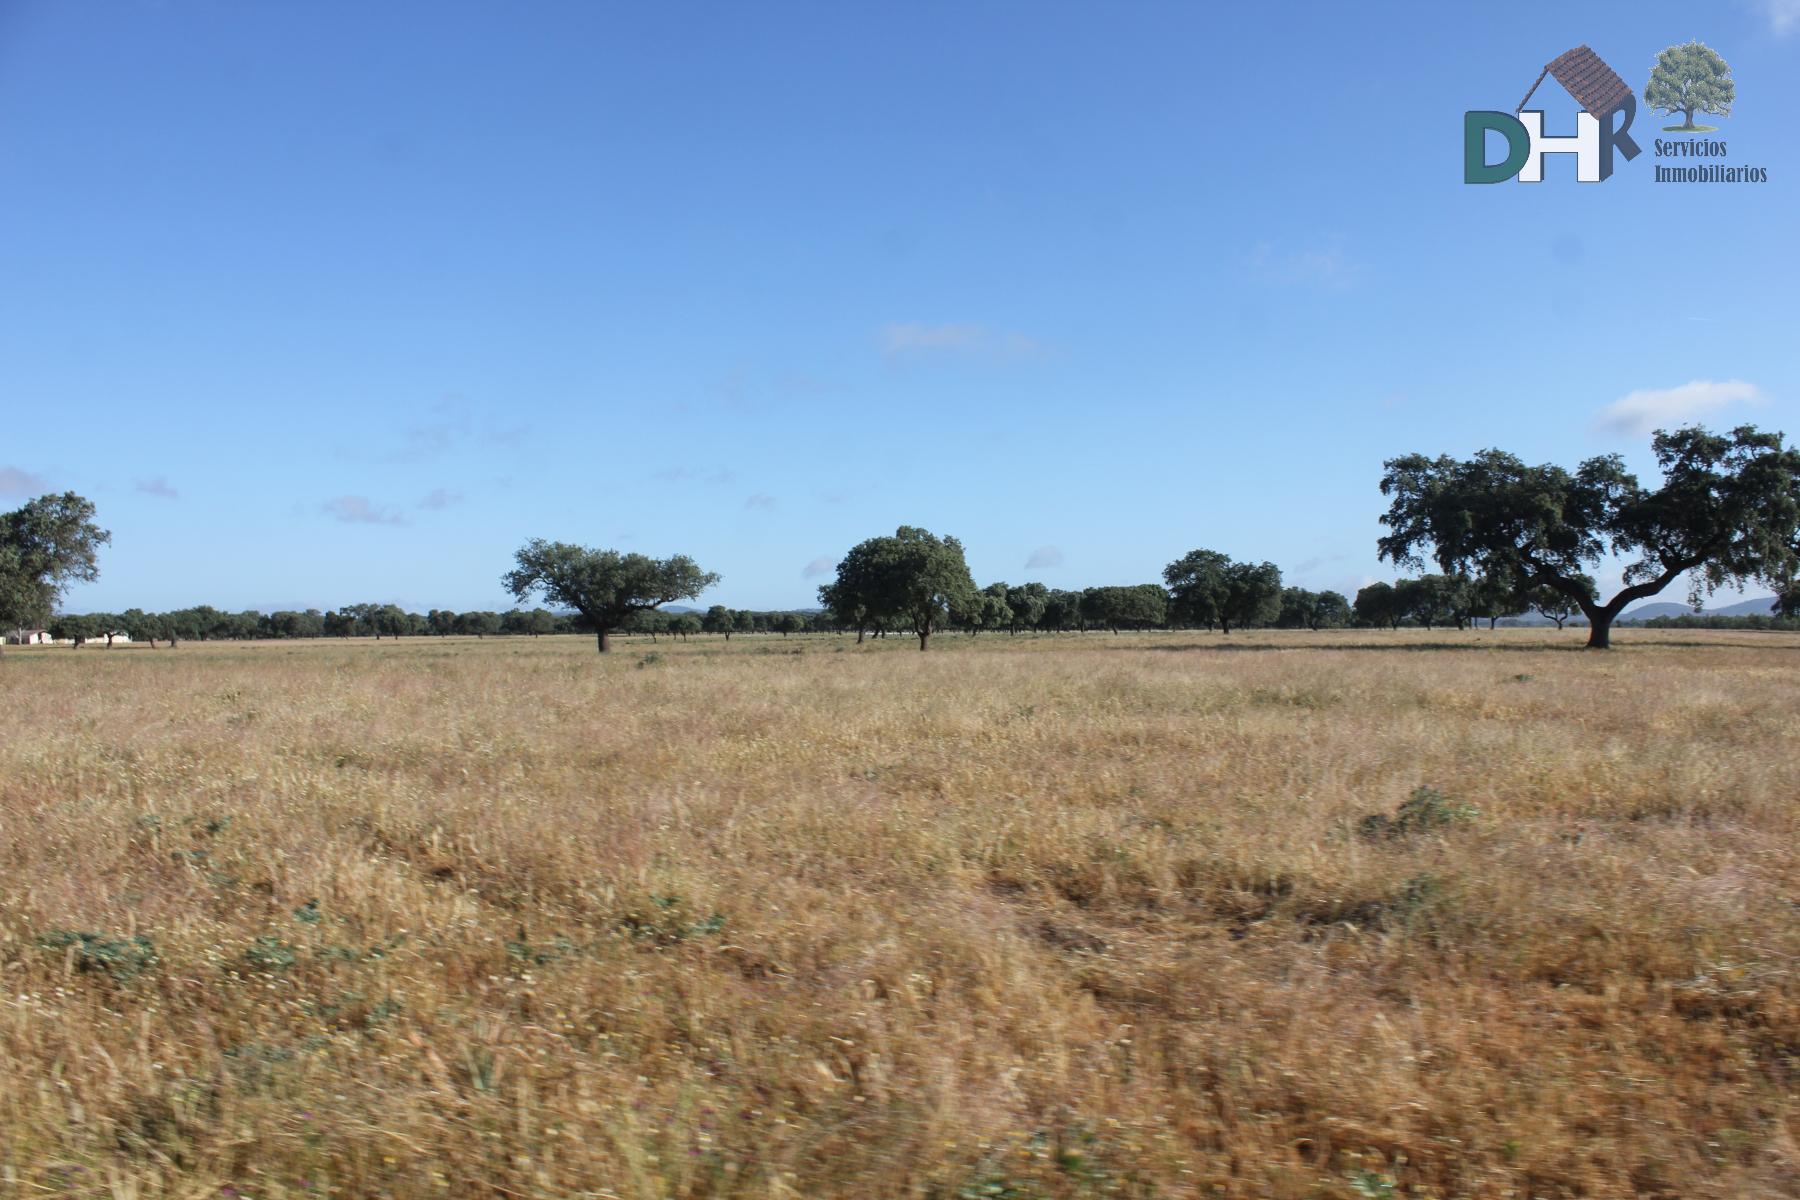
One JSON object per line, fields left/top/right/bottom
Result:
{"left": 917, "top": 624, "right": 930, "bottom": 651}
{"left": 854, "top": 628, "right": 863, "bottom": 644}
{"left": 596, "top": 629, "right": 610, "bottom": 653}
{"left": 1585, "top": 615, "right": 1614, "bottom": 649}
{"left": 1683, "top": 105, "right": 1695, "bottom": 128}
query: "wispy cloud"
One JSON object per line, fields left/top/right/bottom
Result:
{"left": 481, "top": 425, "right": 530, "bottom": 448}
{"left": 418, "top": 488, "right": 463, "bottom": 511}
{"left": 135, "top": 477, "right": 179, "bottom": 500}
{"left": 390, "top": 421, "right": 459, "bottom": 462}
{"left": 1765, "top": 0, "right": 1800, "bottom": 35}
{"left": 1025, "top": 546, "right": 1064, "bottom": 569}
{"left": 802, "top": 555, "right": 836, "bottom": 578}
{"left": 880, "top": 323, "right": 1045, "bottom": 360}
{"left": 1247, "top": 241, "right": 1360, "bottom": 289}
{"left": 1290, "top": 552, "right": 1347, "bottom": 576}
{"left": 744, "top": 493, "right": 777, "bottom": 512}
{"left": 654, "top": 465, "right": 736, "bottom": 486}
{"left": 345, "top": 395, "right": 530, "bottom": 464}
{"left": 323, "top": 495, "right": 405, "bottom": 525}
{"left": 1594, "top": 379, "right": 1765, "bottom": 436}
{"left": 0, "top": 465, "right": 49, "bottom": 497}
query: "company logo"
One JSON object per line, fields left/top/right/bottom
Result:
{"left": 1464, "top": 45, "right": 1641, "bottom": 183}
{"left": 1465, "top": 41, "right": 1766, "bottom": 186}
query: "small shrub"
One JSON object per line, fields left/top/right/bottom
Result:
{"left": 244, "top": 935, "right": 299, "bottom": 972}
{"left": 1347, "top": 1171, "right": 1398, "bottom": 1199}
{"left": 619, "top": 894, "right": 726, "bottom": 946}
{"left": 636, "top": 652, "right": 663, "bottom": 669}
{"left": 35, "top": 930, "right": 159, "bottom": 981}
{"left": 1359, "top": 785, "right": 1478, "bottom": 839}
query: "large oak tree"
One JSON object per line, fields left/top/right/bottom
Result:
{"left": 1, "top": 492, "right": 110, "bottom": 651}
{"left": 1379, "top": 426, "right": 1800, "bottom": 648}
{"left": 503, "top": 541, "right": 719, "bottom": 652}
{"left": 821, "top": 526, "right": 976, "bottom": 650}
{"left": 1164, "top": 549, "right": 1282, "bottom": 633}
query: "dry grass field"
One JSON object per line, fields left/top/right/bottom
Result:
{"left": 1, "top": 629, "right": 1795, "bottom": 1199}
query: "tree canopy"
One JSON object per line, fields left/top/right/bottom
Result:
{"left": 1163, "top": 550, "right": 1281, "bottom": 633}
{"left": 1353, "top": 582, "right": 1404, "bottom": 630}
{"left": 1004, "top": 582, "right": 1048, "bottom": 634}
{"left": 1, "top": 493, "right": 111, "bottom": 643}
{"left": 1278, "top": 587, "right": 1352, "bottom": 631}
{"left": 1080, "top": 584, "right": 1167, "bottom": 633}
{"left": 821, "top": 526, "right": 977, "bottom": 650}
{"left": 1162, "top": 549, "right": 1230, "bottom": 629}
{"left": 502, "top": 541, "right": 719, "bottom": 652}
{"left": 1378, "top": 425, "right": 1800, "bottom": 648}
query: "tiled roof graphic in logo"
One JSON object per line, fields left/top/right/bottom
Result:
{"left": 1516, "top": 45, "right": 1633, "bottom": 117}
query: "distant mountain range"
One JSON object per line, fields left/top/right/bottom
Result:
{"left": 1464, "top": 594, "right": 1781, "bottom": 627}
{"left": 1620, "top": 595, "right": 1779, "bottom": 621}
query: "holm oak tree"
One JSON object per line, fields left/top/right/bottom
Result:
{"left": 503, "top": 541, "right": 718, "bottom": 653}
{"left": 1378, "top": 426, "right": 1800, "bottom": 649}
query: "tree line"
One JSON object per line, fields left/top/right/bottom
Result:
{"left": 25, "top": 604, "right": 840, "bottom": 647}
{"left": 7, "top": 423, "right": 1800, "bottom": 654}
{"left": 501, "top": 423, "right": 1800, "bottom": 652}
{"left": 20, "top": 573, "right": 1614, "bottom": 650}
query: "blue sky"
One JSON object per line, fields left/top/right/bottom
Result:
{"left": 4, "top": 0, "right": 1798, "bottom": 613}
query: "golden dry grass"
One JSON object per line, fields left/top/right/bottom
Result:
{"left": 1, "top": 629, "right": 1796, "bottom": 1199}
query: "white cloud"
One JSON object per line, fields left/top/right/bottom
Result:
{"left": 0, "top": 465, "right": 49, "bottom": 496}
{"left": 802, "top": 555, "right": 835, "bottom": 578}
{"left": 323, "top": 495, "right": 405, "bottom": 525}
{"left": 1594, "top": 379, "right": 1765, "bottom": 435}
{"left": 880, "top": 323, "right": 1044, "bottom": 359}
{"left": 1766, "top": 0, "right": 1800, "bottom": 35}
{"left": 1025, "top": 545, "right": 1064, "bottom": 569}
{"left": 744, "top": 493, "right": 777, "bottom": 511}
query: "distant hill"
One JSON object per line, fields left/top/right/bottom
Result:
{"left": 1709, "top": 595, "right": 1781, "bottom": 617}
{"left": 1621, "top": 595, "right": 1777, "bottom": 621}
{"left": 1621, "top": 601, "right": 1698, "bottom": 621}
{"left": 1502, "top": 593, "right": 1780, "bottom": 626}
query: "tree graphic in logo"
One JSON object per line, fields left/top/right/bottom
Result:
{"left": 1645, "top": 41, "right": 1733, "bottom": 132}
